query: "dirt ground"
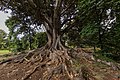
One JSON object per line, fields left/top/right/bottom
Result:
{"left": 0, "top": 49, "right": 120, "bottom": 80}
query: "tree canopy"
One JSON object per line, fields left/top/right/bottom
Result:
{"left": 0, "top": 0, "right": 120, "bottom": 50}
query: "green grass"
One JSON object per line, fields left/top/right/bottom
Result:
{"left": 0, "top": 50, "right": 11, "bottom": 55}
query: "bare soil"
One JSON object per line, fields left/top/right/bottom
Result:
{"left": 0, "top": 48, "right": 119, "bottom": 80}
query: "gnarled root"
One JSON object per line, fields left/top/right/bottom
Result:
{"left": 21, "top": 49, "right": 75, "bottom": 80}
{"left": 42, "top": 50, "right": 74, "bottom": 80}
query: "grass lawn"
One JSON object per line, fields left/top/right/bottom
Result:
{"left": 0, "top": 50, "right": 11, "bottom": 55}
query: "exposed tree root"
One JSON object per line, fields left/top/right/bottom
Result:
{"left": 3, "top": 49, "right": 91, "bottom": 80}
{"left": 0, "top": 47, "right": 120, "bottom": 80}
{"left": 0, "top": 48, "right": 102, "bottom": 80}
{"left": 18, "top": 49, "right": 76, "bottom": 80}
{"left": 22, "top": 65, "right": 40, "bottom": 80}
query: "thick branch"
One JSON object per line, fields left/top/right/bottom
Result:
{"left": 61, "top": 20, "right": 76, "bottom": 35}
{"left": 44, "top": 15, "right": 53, "bottom": 29}
{"left": 55, "top": 0, "right": 63, "bottom": 9}
{"left": 61, "top": 0, "right": 76, "bottom": 15}
{"left": 35, "top": 8, "right": 53, "bottom": 30}
{"left": 44, "top": 22, "right": 52, "bottom": 34}
{"left": 53, "top": 0, "right": 63, "bottom": 29}
{"left": 27, "top": 0, "right": 37, "bottom": 8}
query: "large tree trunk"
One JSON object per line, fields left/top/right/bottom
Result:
{"left": 45, "top": 28, "right": 65, "bottom": 51}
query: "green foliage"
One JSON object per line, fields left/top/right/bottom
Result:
{"left": 36, "top": 32, "right": 47, "bottom": 48}
{"left": 94, "top": 49, "right": 120, "bottom": 62}
{"left": 5, "top": 16, "right": 47, "bottom": 52}
{"left": 8, "top": 32, "right": 47, "bottom": 52}
{"left": 63, "top": 27, "right": 82, "bottom": 48}
{"left": 101, "top": 24, "right": 120, "bottom": 53}
{"left": 80, "top": 23, "right": 98, "bottom": 47}
{"left": 0, "top": 29, "right": 8, "bottom": 50}
{"left": 80, "top": 23, "right": 98, "bottom": 38}
{"left": 94, "top": 52, "right": 115, "bottom": 62}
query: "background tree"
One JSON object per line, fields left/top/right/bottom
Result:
{"left": 0, "top": 29, "right": 7, "bottom": 49}
{"left": 5, "top": 16, "right": 47, "bottom": 52}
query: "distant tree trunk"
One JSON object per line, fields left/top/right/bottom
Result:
{"left": 29, "top": 36, "right": 32, "bottom": 50}
{"left": 98, "top": 26, "right": 103, "bottom": 50}
{"left": 93, "top": 45, "right": 96, "bottom": 53}
{"left": 28, "top": 26, "right": 32, "bottom": 50}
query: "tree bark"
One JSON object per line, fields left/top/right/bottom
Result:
{"left": 45, "top": 27, "right": 65, "bottom": 51}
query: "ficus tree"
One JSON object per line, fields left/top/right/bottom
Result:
{"left": 1, "top": 0, "right": 91, "bottom": 50}
{"left": 0, "top": 29, "right": 7, "bottom": 49}
{"left": 5, "top": 16, "right": 47, "bottom": 51}
{"left": 0, "top": 0, "right": 120, "bottom": 51}
{"left": 0, "top": 0, "right": 120, "bottom": 79}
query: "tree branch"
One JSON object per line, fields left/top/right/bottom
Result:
{"left": 35, "top": 8, "right": 53, "bottom": 30}
{"left": 27, "top": 0, "right": 37, "bottom": 8}
{"left": 61, "top": 0, "right": 76, "bottom": 16}
{"left": 61, "top": 20, "right": 76, "bottom": 35}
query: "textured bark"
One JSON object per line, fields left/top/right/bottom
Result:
{"left": 45, "top": 28, "right": 65, "bottom": 51}
{"left": 43, "top": 0, "right": 65, "bottom": 50}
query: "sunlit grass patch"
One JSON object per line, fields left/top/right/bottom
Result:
{"left": 0, "top": 50, "right": 11, "bottom": 55}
